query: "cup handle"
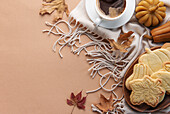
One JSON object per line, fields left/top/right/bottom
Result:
{"left": 94, "top": 17, "right": 102, "bottom": 27}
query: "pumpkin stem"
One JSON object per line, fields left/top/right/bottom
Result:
{"left": 145, "top": 48, "right": 152, "bottom": 54}
{"left": 149, "top": 6, "right": 158, "bottom": 12}
{"left": 144, "top": 35, "right": 153, "bottom": 40}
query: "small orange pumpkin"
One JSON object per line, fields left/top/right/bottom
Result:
{"left": 136, "top": 0, "right": 166, "bottom": 27}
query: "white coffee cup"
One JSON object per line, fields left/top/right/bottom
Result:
{"left": 94, "top": 0, "right": 127, "bottom": 27}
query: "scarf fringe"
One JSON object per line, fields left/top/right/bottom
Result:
{"left": 43, "top": 16, "right": 132, "bottom": 113}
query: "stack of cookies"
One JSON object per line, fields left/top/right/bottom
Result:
{"left": 125, "top": 43, "right": 170, "bottom": 107}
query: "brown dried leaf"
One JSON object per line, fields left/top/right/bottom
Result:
{"left": 95, "top": 94, "right": 114, "bottom": 113}
{"left": 109, "top": 31, "right": 134, "bottom": 52}
{"left": 53, "top": 3, "right": 69, "bottom": 22}
{"left": 39, "top": 0, "right": 69, "bottom": 22}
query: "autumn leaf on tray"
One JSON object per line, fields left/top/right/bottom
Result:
{"left": 67, "top": 91, "right": 87, "bottom": 114}
{"left": 109, "top": 31, "right": 134, "bottom": 52}
{"left": 39, "top": 0, "right": 69, "bottom": 22}
{"left": 95, "top": 94, "right": 114, "bottom": 113}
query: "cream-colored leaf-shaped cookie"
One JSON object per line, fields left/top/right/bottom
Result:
{"left": 129, "top": 75, "right": 165, "bottom": 107}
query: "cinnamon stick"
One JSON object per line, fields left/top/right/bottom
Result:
{"left": 151, "top": 21, "right": 170, "bottom": 34}
{"left": 153, "top": 32, "right": 170, "bottom": 42}
{"left": 151, "top": 26, "right": 170, "bottom": 36}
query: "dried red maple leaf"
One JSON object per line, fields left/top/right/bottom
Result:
{"left": 67, "top": 91, "right": 87, "bottom": 113}
{"left": 109, "top": 31, "right": 134, "bottom": 52}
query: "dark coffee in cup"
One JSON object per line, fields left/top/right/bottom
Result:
{"left": 97, "top": 0, "right": 126, "bottom": 18}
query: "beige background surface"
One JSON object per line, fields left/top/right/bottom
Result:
{"left": 0, "top": 0, "right": 123, "bottom": 114}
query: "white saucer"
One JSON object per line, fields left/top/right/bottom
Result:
{"left": 85, "top": 0, "right": 136, "bottom": 29}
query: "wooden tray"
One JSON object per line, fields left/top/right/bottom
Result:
{"left": 123, "top": 46, "right": 170, "bottom": 113}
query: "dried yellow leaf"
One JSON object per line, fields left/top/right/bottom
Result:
{"left": 39, "top": 0, "right": 69, "bottom": 22}
{"left": 95, "top": 94, "right": 114, "bottom": 113}
{"left": 130, "top": 75, "right": 165, "bottom": 107}
{"left": 109, "top": 31, "right": 134, "bottom": 52}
